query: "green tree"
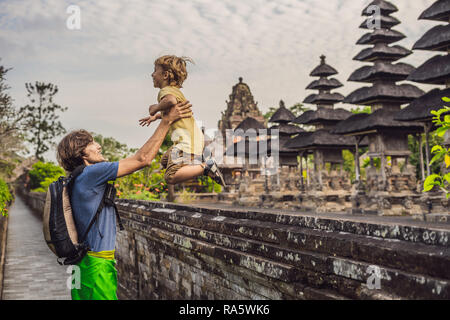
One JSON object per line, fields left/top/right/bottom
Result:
{"left": 0, "top": 62, "right": 21, "bottom": 141}
{"left": 351, "top": 106, "right": 371, "bottom": 114}
{"left": 289, "top": 102, "right": 310, "bottom": 117}
{"left": 263, "top": 106, "right": 278, "bottom": 121}
{"left": 19, "top": 82, "right": 67, "bottom": 161}
{"left": 0, "top": 177, "right": 12, "bottom": 216}
{"left": 92, "top": 133, "right": 134, "bottom": 162}
{"left": 0, "top": 60, "right": 27, "bottom": 180}
{"left": 27, "top": 161, "right": 65, "bottom": 191}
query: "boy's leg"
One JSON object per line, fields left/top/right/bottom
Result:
{"left": 167, "top": 164, "right": 204, "bottom": 184}
{"left": 164, "top": 148, "right": 226, "bottom": 186}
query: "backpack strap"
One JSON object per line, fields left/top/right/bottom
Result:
{"left": 103, "top": 183, "right": 124, "bottom": 231}
{"left": 66, "top": 165, "right": 86, "bottom": 192}
{"left": 79, "top": 183, "right": 124, "bottom": 245}
{"left": 80, "top": 187, "right": 108, "bottom": 244}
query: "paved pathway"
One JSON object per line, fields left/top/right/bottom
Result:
{"left": 2, "top": 195, "right": 70, "bottom": 300}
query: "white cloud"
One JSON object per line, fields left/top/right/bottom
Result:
{"left": 0, "top": 0, "right": 440, "bottom": 161}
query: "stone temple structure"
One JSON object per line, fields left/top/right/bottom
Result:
{"left": 217, "top": 77, "right": 267, "bottom": 190}
{"left": 286, "top": 55, "right": 356, "bottom": 212}
{"left": 332, "top": 0, "right": 425, "bottom": 215}
{"left": 215, "top": 78, "right": 269, "bottom": 204}
{"left": 226, "top": 116, "right": 271, "bottom": 206}
{"left": 218, "top": 77, "right": 266, "bottom": 141}
{"left": 268, "top": 100, "right": 304, "bottom": 168}
{"left": 267, "top": 100, "right": 304, "bottom": 195}
{"left": 394, "top": 0, "right": 450, "bottom": 214}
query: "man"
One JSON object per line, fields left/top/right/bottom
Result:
{"left": 56, "top": 100, "right": 192, "bottom": 300}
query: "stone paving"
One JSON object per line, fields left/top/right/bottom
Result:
{"left": 2, "top": 195, "right": 70, "bottom": 300}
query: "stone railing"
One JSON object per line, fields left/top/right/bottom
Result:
{"left": 23, "top": 191, "right": 450, "bottom": 300}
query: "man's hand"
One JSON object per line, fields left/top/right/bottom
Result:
{"left": 148, "top": 104, "right": 159, "bottom": 116}
{"left": 163, "top": 100, "right": 193, "bottom": 125}
{"left": 139, "top": 113, "right": 161, "bottom": 127}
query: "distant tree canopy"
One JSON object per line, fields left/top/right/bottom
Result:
{"left": 19, "top": 82, "right": 67, "bottom": 161}
{"left": 0, "top": 60, "right": 27, "bottom": 179}
{"left": 351, "top": 106, "right": 371, "bottom": 114}
{"left": 92, "top": 132, "right": 134, "bottom": 162}
{"left": 91, "top": 131, "right": 173, "bottom": 163}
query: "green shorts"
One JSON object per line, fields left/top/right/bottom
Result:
{"left": 71, "top": 254, "right": 118, "bottom": 300}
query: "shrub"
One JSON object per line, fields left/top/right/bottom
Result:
{"left": 0, "top": 178, "right": 12, "bottom": 217}
{"left": 28, "top": 161, "right": 65, "bottom": 192}
{"left": 423, "top": 97, "right": 450, "bottom": 197}
{"left": 115, "top": 156, "right": 168, "bottom": 201}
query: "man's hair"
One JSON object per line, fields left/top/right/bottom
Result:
{"left": 57, "top": 130, "right": 93, "bottom": 172}
{"left": 154, "top": 55, "right": 194, "bottom": 88}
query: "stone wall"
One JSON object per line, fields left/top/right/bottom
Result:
{"left": 24, "top": 191, "right": 450, "bottom": 300}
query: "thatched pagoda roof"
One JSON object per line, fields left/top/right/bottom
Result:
{"left": 234, "top": 117, "right": 266, "bottom": 132}
{"left": 332, "top": 108, "right": 423, "bottom": 135}
{"left": 357, "top": 29, "right": 406, "bottom": 45}
{"left": 407, "top": 54, "right": 450, "bottom": 85}
{"left": 331, "top": 113, "right": 370, "bottom": 134}
{"left": 395, "top": 88, "right": 450, "bottom": 122}
{"left": 362, "top": 0, "right": 398, "bottom": 16}
{"left": 224, "top": 137, "right": 272, "bottom": 157}
{"left": 303, "top": 92, "right": 345, "bottom": 105}
{"left": 344, "top": 83, "right": 424, "bottom": 105}
{"left": 413, "top": 24, "right": 450, "bottom": 52}
{"left": 293, "top": 108, "right": 352, "bottom": 125}
{"left": 278, "top": 135, "right": 302, "bottom": 154}
{"left": 285, "top": 129, "right": 356, "bottom": 150}
{"left": 269, "top": 101, "right": 296, "bottom": 123}
{"left": 354, "top": 44, "right": 411, "bottom": 62}
{"left": 348, "top": 62, "right": 416, "bottom": 83}
{"left": 419, "top": 0, "right": 450, "bottom": 22}
{"left": 306, "top": 78, "right": 343, "bottom": 90}
{"left": 310, "top": 55, "right": 338, "bottom": 77}
{"left": 270, "top": 123, "right": 305, "bottom": 136}
{"left": 360, "top": 14, "right": 400, "bottom": 30}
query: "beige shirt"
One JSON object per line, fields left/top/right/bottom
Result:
{"left": 158, "top": 86, "right": 204, "bottom": 155}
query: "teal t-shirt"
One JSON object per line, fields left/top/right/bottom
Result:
{"left": 71, "top": 161, "right": 119, "bottom": 252}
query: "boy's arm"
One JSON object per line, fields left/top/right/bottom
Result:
{"left": 119, "top": 100, "right": 192, "bottom": 178}
{"left": 149, "top": 94, "right": 177, "bottom": 115}
{"left": 139, "top": 113, "right": 162, "bottom": 127}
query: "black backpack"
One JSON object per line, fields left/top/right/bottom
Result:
{"left": 43, "top": 165, "right": 124, "bottom": 265}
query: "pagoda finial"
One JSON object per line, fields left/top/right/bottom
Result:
{"left": 279, "top": 100, "right": 285, "bottom": 108}
{"left": 239, "top": 77, "right": 243, "bottom": 83}
{"left": 320, "top": 55, "right": 326, "bottom": 64}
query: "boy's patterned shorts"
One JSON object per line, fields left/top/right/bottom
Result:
{"left": 161, "top": 146, "right": 203, "bottom": 182}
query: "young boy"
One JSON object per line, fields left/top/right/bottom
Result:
{"left": 139, "top": 55, "right": 226, "bottom": 187}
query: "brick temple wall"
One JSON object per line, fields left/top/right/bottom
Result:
{"left": 24, "top": 191, "right": 450, "bottom": 300}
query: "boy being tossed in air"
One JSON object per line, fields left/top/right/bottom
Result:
{"left": 139, "top": 55, "right": 226, "bottom": 186}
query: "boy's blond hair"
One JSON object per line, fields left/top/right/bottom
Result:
{"left": 154, "top": 55, "right": 194, "bottom": 88}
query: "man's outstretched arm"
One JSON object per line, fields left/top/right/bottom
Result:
{"left": 117, "top": 100, "right": 192, "bottom": 178}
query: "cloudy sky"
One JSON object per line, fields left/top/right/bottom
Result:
{"left": 0, "top": 0, "right": 438, "bottom": 160}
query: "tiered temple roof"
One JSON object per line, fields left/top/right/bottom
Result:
{"left": 287, "top": 55, "right": 355, "bottom": 152}
{"left": 269, "top": 100, "right": 295, "bottom": 123}
{"left": 334, "top": 0, "right": 424, "bottom": 135}
{"left": 418, "top": 0, "right": 450, "bottom": 22}
{"left": 268, "top": 100, "right": 304, "bottom": 155}
{"left": 395, "top": 0, "right": 450, "bottom": 122}
{"left": 225, "top": 116, "right": 270, "bottom": 158}
{"left": 234, "top": 116, "right": 266, "bottom": 132}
